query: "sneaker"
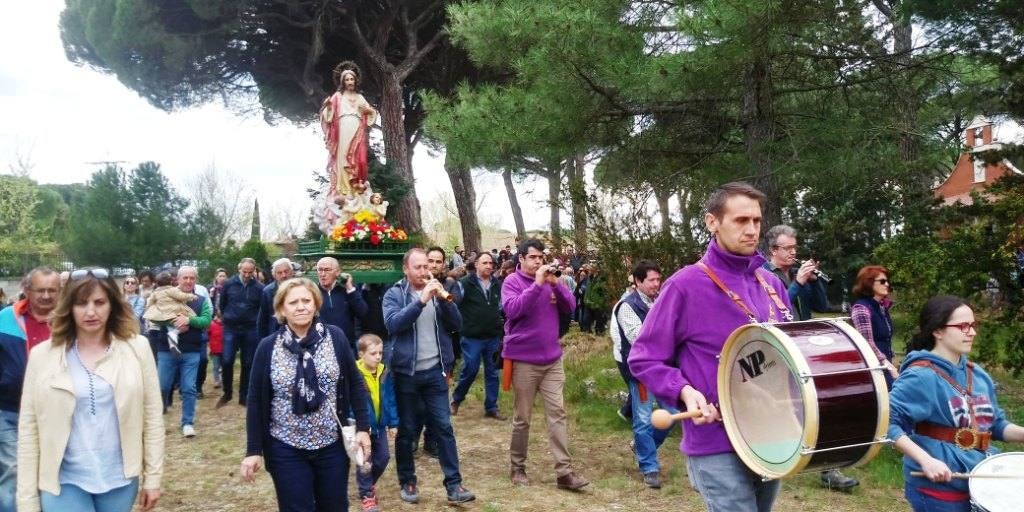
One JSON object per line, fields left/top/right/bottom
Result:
{"left": 450, "top": 401, "right": 460, "bottom": 416}
{"left": 399, "top": 483, "right": 419, "bottom": 504}
{"left": 820, "top": 469, "right": 859, "bottom": 491}
{"left": 617, "top": 405, "right": 631, "bottom": 423}
{"left": 643, "top": 471, "right": 662, "bottom": 489}
{"left": 213, "top": 380, "right": 222, "bottom": 389}
{"left": 182, "top": 424, "right": 196, "bottom": 438}
{"left": 510, "top": 467, "right": 530, "bottom": 486}
{"left": 556, "top": 471, "right": 590, "bottom": 491}
{"left": 360, "top": 495, "right": 380, "bottom": 512}
{"left": 484, "top": 409, "right": 507, "bottom": 421}
{"left": 446, "top": 485, "right": 475, "bottom": 504}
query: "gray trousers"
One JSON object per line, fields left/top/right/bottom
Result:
{"left": 686, "top": 452, "right": 780, "bottom": 512}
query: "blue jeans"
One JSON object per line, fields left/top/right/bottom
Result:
{"left": 0, "top": 410, "right": 17, "bottom": 512}
{"left": 265, "top": 438, "right": 349, "bottom": 512}
{"left": 157, "top": 351, "right": 200, "bottom": 426}
{"left": 355, "top": 428, "right": 391, "bottom": 498}
{"left": 904, "top": 484, "right": 971, "bottom": 512}
{"left": 628, "top": 379, "right": 677, "bottom": 474}
{"left": 451, "top": 336, "right": 501, "bottom": 412}
{"left": 221, "top": 325, "right": 259, "bottom": 402}
{"left": 686, "top": 452, "right": 780, "bottom": 512}
{"left": 40, "top": 478, "right": 138, "bottom": 512}
{"left": 394, "top": 365, "right": 463, "bottom": 490}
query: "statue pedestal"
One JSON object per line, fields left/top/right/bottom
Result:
{"left": 296, "top": 238, "right": 409, "bottom": 284}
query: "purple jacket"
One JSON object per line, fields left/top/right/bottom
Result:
{"left": 501, "top": 267, "right": 575, "bottom": 365}
{"left": 627, "top": 239, "right": 793, "bottom": 456}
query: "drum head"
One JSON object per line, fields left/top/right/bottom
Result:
{"left": 718, "top": 325, "right": 817, "bottom": 479}
{"left": 970, "top": 452, "right": 1024, "bottom": 512}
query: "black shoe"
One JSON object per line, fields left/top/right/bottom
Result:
{"left": 484, "top": 409, "right": 507, "bottom": 421}
{"left": 643, "top": 471, "right": 662, "bottom": 489}
{"left": 820, "top": 469, "right": 859, "bottom": 491}
{"left": 447, "top": 485, "right": 475, "bottom": 504}
{"left": 215, "top": 396, "right": 231, "bottom": 409}
{"left": 423, "top": 445, "right": 439, "bottom": 459}
{"left": 399, "top": 483, "right": 419, "bottom": 504}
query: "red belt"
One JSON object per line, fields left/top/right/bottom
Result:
{"left": 915, "top": 422, "right": 991, "bottom": 451}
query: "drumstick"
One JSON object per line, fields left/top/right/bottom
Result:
{"left": 910, "top": 471, "right": 1024, "bottom": 479}
{"left": 651, "top": 409, "right": 705, "bottom": 429}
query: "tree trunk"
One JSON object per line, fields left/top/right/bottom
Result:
{"left": 444, "top": 155, "right": 481, "bottom": 253}
{"left": 568, "top": 153, "right": 589, "bottom": 252}
{"left": 742, "top": 54, "right": 782, "bottom": 231}
{"left": 655, "top": 188, "right": 671, "bottom": 237}
{"left": 546, "top": 169, "right": 562, "bottom": 250}
{"left": 378, "top": 74, "right": 422, "bottom": 233}
{"left": 892, "top": 8, "right": 919, "bottom": 164}
{"left": 677, "top": 189, "right": 695, "bottom": 246}
{"left": 502, "top": 169, "right": 526, "bottom": 239}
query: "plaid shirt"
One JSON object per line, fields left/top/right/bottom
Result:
{"left": 851, "top": 302, "right": 888, "bottom": 363}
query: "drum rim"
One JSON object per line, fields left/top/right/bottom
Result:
{"left": 831, "top": 319, "right": 890, "bottom": 469}
{"left": 717, "top": 322, "right": 820, "bottom": 480}
{"left": 969, "top": 451, "right": 1024, "bottom": 509}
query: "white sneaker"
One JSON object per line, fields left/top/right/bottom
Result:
{"left": 182, "top": 424, "right": 196, "bottom": 438}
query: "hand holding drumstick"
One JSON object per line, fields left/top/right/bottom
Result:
{"left": 651, "top": 409, "right": 709, "bottom": 429}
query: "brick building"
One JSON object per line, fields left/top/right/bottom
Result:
{"left": 934, "top": 115, "right": 1022, "bottom": 206}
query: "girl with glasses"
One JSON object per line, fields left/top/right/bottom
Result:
{"left": 851, "top": 265, "right": 899, "bottom": 388}
{"left": 889, "top": 295, "right": 1024, "bottom": 511}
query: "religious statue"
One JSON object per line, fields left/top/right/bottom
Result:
{"left": 369, "top": 193, "right": 389, "bottom": 219}
{"left": 321, "top": 61, "right": 377, "bottom": 197}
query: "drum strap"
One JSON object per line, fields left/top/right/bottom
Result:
{"left": 908, "top": 360, "right": 989, "bottom": 451}
{"left": 696, "top": 263, "right": 793, "bottom": 323}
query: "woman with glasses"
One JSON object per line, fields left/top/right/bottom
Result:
{"left": 851, "top": 265, "right": 899, "bottom": 388}
{"left": 889, "top": 295, "right": 1024, "bottom": 511}
{"left": 16, "top": 268, "right": 164, "bottom": 512}
{"left": 123, "top": 277, "right": 145, "bottom": 329}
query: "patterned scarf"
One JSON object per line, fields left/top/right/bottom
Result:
{"left": 280, "top": 322, "right": 330, "bottom": 415}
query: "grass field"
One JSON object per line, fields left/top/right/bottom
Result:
{"left": 157, "top": 328, "right": 1024, "bottom": 511}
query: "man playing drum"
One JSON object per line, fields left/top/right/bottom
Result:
{"left": 629, "top": 182, "right": 793, "bottom": 512}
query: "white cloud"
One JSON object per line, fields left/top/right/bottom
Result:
{"left": 0, "top": 1, "right": 550, "bottom": 241}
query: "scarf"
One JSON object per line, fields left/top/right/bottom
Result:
{"left": 280, "top": 321, "right": 331, "bottom": 415}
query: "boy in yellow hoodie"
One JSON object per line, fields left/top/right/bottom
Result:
{"left": 355, "top": 334, "right": 398, "bottom": 512}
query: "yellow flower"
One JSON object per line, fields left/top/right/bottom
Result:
{"left": 353, "top": 210, "right": 378, "bottom": 224}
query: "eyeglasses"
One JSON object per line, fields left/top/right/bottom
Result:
{"left": 944, "top": 322, "right": 978, "bottom": 334}
{"left": 874, "top": 279, "right": 889, "bottom": 285}
{"left": 70, "top": 268, "right": 110, "bottom": 281}
{"left": 773, "top": 245, "right": 798, "bottom": 253}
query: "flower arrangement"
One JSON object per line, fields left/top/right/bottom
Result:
{"left": 329, "top": 210, "right": 408, "bottom": 246}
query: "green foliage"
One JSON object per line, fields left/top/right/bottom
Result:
{"left": 0, "top": 175, "right": 62, "bottom": 275}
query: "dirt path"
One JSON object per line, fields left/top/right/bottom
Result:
{"left": 161, "top": 388, "right": 907, "bottom": 511}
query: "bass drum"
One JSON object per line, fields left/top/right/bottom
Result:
{"left": 717, "top": 319, "right": 889, "bottom": 479}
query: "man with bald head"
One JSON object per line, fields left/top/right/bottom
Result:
{"left": 316, "top": 257, "right": 368, "bottom": 352}
{"left": 217, "top": 257, "right": 264, "bottom": 408}
{"left": 257, "top": 258, "right": 295, "bottom": 341}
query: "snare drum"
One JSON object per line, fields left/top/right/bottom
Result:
{"left": 717, "top": 319, "right": 889, "bottom": 479}
{"left": 970, "top": 452, "right": 1024, "bottom": 512}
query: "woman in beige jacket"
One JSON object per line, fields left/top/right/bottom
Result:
{"left": 17, "top": 268, "right": 164, "bottom": 512}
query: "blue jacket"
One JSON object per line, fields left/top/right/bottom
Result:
{"left": 382, "top": 279, "right": 462, "bottom": 377}
{"left": 358, "top": 365, "right": 399, "bottom": 434}
{"left": 257, "top": 281, "right": 281, "bottom": 341}
{"left": 0, "top": 303, "right": 28, "bottom": 412}
{"left": 889, "top": 350, "right": 1010, "bottom": 494}
{"left": 319, "top": 282, "right": 369, "bottom": 349}
{"left": 219, "top": 275, "right": 264, "bottom": 328}
{"left": 763, "top": 262, "right": 829, "bottom": 321}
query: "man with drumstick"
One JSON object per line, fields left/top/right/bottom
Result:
{"left": 763, "top": 224, "right": 859, "bottom": 492}
{"left": 629, "top": 182, "right": 793, "bottom": 512}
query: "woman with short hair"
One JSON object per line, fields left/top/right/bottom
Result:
{"left": 851, "top": 265, "right": 900, "bottom": 387}
{"left": 17, "top": 268, "right": 164, "bottom": 512}
{"left": 240, "top": 278, "right": 371, "bottom": 512}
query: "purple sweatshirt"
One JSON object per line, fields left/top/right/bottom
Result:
{"left": 501, "top": 267, "right": 576, "bottom": 365}
{"left": 627, "top": 239, "right": 793, "bottom": 456}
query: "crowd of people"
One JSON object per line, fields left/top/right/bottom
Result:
{"left": 0, "top": 182, "right": 1020, "bottom": 512}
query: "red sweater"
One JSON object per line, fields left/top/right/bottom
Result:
{"left": 208, "top": 319, "right": 224, "bottom": 354}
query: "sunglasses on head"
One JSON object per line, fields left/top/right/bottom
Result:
{"left": 70, "top": 268, "right": 110, "bottom": 281}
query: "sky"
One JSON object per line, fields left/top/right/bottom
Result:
{"left": 0, "top": 2, "right": 550, "bottom": 240}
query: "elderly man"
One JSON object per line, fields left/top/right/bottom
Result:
{"left": 383, "top": 249, "right": 474, "bottom": 505}
{"left": 151, "top": 266, "right": 212, "bottom": 437}
{"left": 217, "top": 257, "right": 264, "bottom": 408}
{"left": 315, "top": 257, "right": 368, "bottom": 352}
{"left": 0, "top": 267, "right": 60, "bottom": 511}
{"left": 257, "top": 258, "right": 294, "bottom": 341}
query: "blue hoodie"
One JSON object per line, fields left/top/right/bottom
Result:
{"left": 888, "top": 350, "right": 1011, "bottom": 493}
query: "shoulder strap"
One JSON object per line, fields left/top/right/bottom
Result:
{"left": 908, "top": 360, "right": 977, "bottom": 427}
{"left": 755, "top": 272, "right": 794, "bottom": 322}
{"left": 696, "top": 262, "right": 760, "bottom": 323}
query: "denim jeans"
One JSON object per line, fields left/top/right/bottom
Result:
{"left": 355, "top": 428, "right": 391, "bottom": 498}
{"left": 265, "top": 437, "right": 349, "bottom": 512}
{"left": 451, "top": 336, "right": 501, "bottom": 412}
{"left": 628, "top": 379, "right": 677, "bottom": 474}
{"left": 221, "top": 325, "right": 259, "bottom": 402}
{"left": 904, "top": 484, "right": 971, "bottom": 512}
{"left": 157, "top": 351, "right": 200, "bottom": 427}
{"left": 211, "top": 355, "right": 223, "bottom": 386}
{"left": 0, "top": 410, "right": 17, "bottom": 512}
{"left": 394, "top": 365, "right": 463, "bottom": 490}
{"left": 40, "top": 478, "right": 138, "bottom": 512}
{"left": 686, "top": 452, "right": 780, "bottom": 512}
